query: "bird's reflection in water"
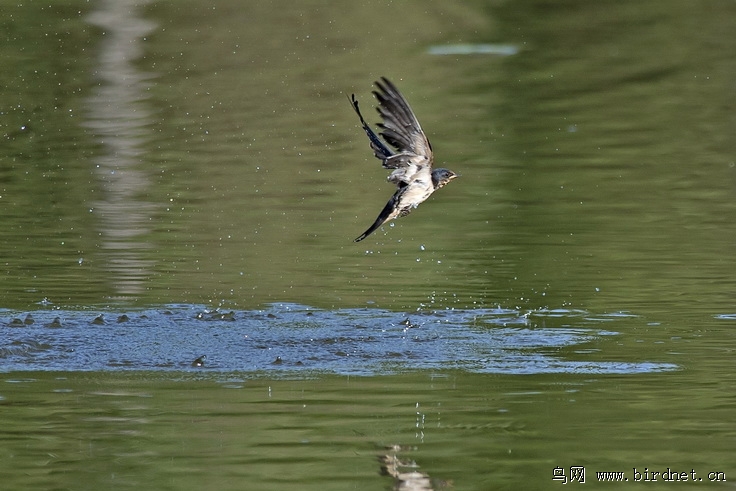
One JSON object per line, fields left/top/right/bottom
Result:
{"left": 379, "top": 445, "right": 453, "bottom": 490}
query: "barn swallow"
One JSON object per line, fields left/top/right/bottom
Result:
{"left": 350, "top": 77, "right": 457, "bottom": 242}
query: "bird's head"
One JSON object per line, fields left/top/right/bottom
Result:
{"left": 431, "top": 168, "right": 458, "bottom": 189}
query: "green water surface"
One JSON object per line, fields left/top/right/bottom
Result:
{"left": 1, "top": 0, "right": 735, "bottom": 489}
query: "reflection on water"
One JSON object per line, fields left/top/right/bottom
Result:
{"left": 380, "top": 444, "right": 446, "bottom": 490}
{"left": 84, "top": 0, "right": 157, "bottom": 299}
{"left": 426, "top": 43, "right": 521, "bottom": 56}
{"left": 0, "top": 365, "right": 732, "bottom": 491}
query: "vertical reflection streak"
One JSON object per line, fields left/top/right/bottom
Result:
{"left": 84, "top": 0, "right": 157, "bottom": 299}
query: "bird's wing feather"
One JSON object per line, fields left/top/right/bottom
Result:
{"left": 353, "top": 169, "right": 434, "bottom": 242}
{"left": 373, "top": 77, "right": 433, "bottom": 164}
{"left": 354, "top": 188, "right": 403, "bottom": 242}
{"left": 350, "top": 94, "right": 393, "bottom": 161}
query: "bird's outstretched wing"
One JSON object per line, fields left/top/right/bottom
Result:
{"left": 372, "top": 77, "right": 433, "bottom": 163}
{"left": 354, "top": 189, "right": 403, "bottom": 243}
{"left": 350, "top": 78, "right": 434, "bottom": 186}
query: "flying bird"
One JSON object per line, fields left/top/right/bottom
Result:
{"left": 350, "top": 77, "right": 457, "bottom": 242}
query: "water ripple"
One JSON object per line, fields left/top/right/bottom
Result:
{"left": 0, "top": 305, "right": 678, "bottom": 375}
